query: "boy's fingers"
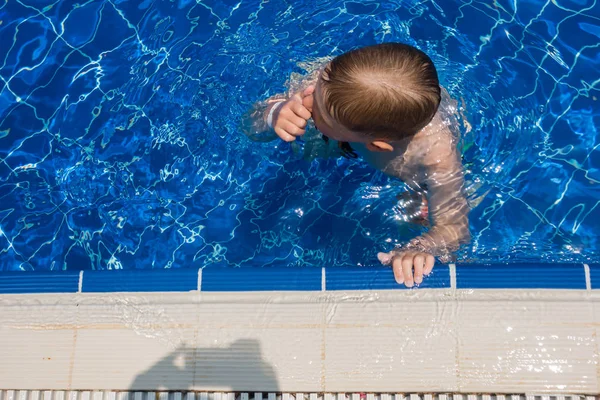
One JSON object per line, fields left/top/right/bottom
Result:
{"left": 288, "top": 114, "right": 307, "bottom": 130}
{"left": 281, "top": 121, "right": 305, "bottom": 136}
{"left": 381, "top": 250, "right": 434, "bottom": 285}
{"left": 274, "top": 127, "right": 296, "bottom": 142}
{"left": 424, "top": 254, "right": 435, "bottom": 275}
{"left": 303, "top": 85, "right": 315, "bottom": 97}
{"left": 402, "top": 255, "right": 414, "bottom": 287}
{"left": 377, "top": 252, "right": 393, "bottom": 265}
{"left": 302, "top": 86, "right": 315, "bottom": 111}
{"left": 289, "top": 101, "right": 311, "bottom": 120}
{"left": 303, "top": 93, "right": 313, "bottom": 112}
{"left": 290, "top": 93, "right": 303, "bottom": 103}
{"left": 413, "top": 254, "right": 424, "bottom": 284}
{"left": 392, "top": 256, "right": 404, "bottom": 284}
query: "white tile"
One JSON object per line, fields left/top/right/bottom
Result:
{"left": 71, "top": 329, "right": 197, "bottom": 390}
{"left": 76, "top": 294, "right": 200, "bottom": 326}
{"left": 593, "top": 296, "right": 600, "bottom": 389}
{"left": 324, "top": 324, "right": 457, "bottom": 392}
{"left": 196, "top": 300, "right": 323, "bottom": 327}
{"left": 0, "top": 296, "right": 79, "bottom": 327}
{"left": 0, "top": 295, "right": 81, "bottom": 390}
{"left": 2, "top": 291, "right": 599, "bottom": 393}
{"left": 324, "top": 300, "right": 458, "bottom": 392}
{"left": 457, "top": 300, "right": 598, "bottom": 393}
{"left": 192, "top": 328, "right": 322, "bottom": 392}
{"left": 68, "top": 293, "right": 200, "bottom": 390}
{"left": 0, "top": 329, "right": 75, "bottom": 389}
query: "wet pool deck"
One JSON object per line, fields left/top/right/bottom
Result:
{"left": 0, "top": 264, "right": 598, "bottom": 393}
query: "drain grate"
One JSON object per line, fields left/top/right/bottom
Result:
{"left": 0, "top": 392, "right": 596, "bottom": 400}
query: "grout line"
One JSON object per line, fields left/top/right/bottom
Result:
{"left": 449, "top": 263, "right": 456, "bottom": 290}
{"left": 584, "top": 263, "right": 591, "bottom": 291}
{"left": 321, "top": 267, "right": 326, "bottom": 291}
{"left": 78, "top": 271, "right": 83, "bottom": 293}
{"left": 197, "top": 268, "right": 203, "bottom": 292}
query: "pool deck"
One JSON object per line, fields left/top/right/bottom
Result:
{"left": 0, "top": 264, "right": 598, "bottom": 393}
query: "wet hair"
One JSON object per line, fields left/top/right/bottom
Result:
{"left": 320, "top": 42, "right": 441, "bottom": 139}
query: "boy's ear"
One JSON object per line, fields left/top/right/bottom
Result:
{"left": 367, "top": 141, "right": 394, "bottom": 152}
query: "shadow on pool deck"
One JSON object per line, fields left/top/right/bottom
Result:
{"left": 130, "top": 339, "right": 279, "bottom": 392}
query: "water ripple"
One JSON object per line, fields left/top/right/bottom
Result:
{"left": 0, "top": 0, "right": 598, "bottom": 270}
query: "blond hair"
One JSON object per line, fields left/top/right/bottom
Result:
{"left": 320, "top": 43, "right": 441, "bottom": 139}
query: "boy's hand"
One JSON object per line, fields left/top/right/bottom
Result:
{"left": 272, "top": 86, "right": 315, "bottom": 142}
{"left": 377, "top": 250, "right": 435, "bottom": 288}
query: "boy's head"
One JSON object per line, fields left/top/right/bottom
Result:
{"left": 311, "top": 42, "right": 441, "bottom": 150}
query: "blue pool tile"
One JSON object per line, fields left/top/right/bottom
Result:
{"left": 589, "top": 264, "right": 600, "bottom": 289}
{"left": 201, "top": 267, "right": 322, "bottom": 292}
{"left": 456, "top": 264, "right": 586, "bottom": 289}
{"left": 326, "top": 265, "right": 451, "bottom": 290}
{"left": 0, "top": 271, "right": 79, "bottom": 294}
{"left": 82, "top": 269, "right": 198, "bottom": 293}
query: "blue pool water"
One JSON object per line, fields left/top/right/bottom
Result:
{"left": 0, "top": 0, "right": 598, "bottom": 272}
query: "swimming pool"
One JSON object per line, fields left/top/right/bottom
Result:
{"left": 1, "top": 0, "right": 599, "bottom": 394}
{"left": 1, "top": 0, "right": 598, "bottom": 272}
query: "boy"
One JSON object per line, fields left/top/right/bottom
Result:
{"left": 242, "top": 43, "right": 470, "bottom": 287}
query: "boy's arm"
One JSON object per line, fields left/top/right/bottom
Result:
{"left": 241, "top": 69, "right": 322, "bottom": 142}
{"left": 411, "top": 142, "right": 470, "bottom": 259}
{"left": 418, "top": 92, "right": 471, "bottom": 256}
{"left": 240, "top": 95, "right": 288, "bottom": 142}
{"left": 378, "top": 128, "right": 470, "bottom": 287}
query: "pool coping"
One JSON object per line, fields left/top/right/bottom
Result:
{"left": 1, "top": 265, "right": 599, "bottom": 393}
{"left": 0, "top": 263, "right": 596, "bottom": 294}
{"left": 1, "top": 289, "right": 599, "bottom": 393}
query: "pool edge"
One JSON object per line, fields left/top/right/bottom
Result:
{"left": 0, "top": 289, "right": 598, "bottom": 393}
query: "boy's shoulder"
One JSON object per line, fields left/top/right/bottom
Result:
{"left": 418, "top": 87, "right": 464, "bottom": 140}
{"left": 410, "top": 87, "right": 463, "bottom": 168}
